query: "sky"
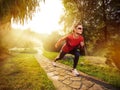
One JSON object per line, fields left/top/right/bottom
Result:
{"left": 12, "top": 0, "right": 64, "bottom": 34}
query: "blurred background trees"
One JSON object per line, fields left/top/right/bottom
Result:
{"left": 0, "top": 0, "right": 43, "bottom": 24}
{"left": 0, "top": 0, "right": 44, "bottom": 56}
{"left": 58, "top": 0, "right": 120, "bottom": 70}
{"left": 61, "top": 0, "right": 120, "bottom": 52}
{"left": 0, "top": 0, "right": 120, "bottom": 70}
{"left": 42, "top": 31, "right": 63, "bottom": 52}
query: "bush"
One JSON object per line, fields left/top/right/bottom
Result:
{"left": 106, "top": 36, "right": 120, "bottom": 70}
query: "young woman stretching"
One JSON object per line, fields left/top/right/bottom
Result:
{"left": 53, "top": 23, "right": 84, "bottom": 76}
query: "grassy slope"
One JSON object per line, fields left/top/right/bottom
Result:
{"left": 0, "top": 53, "right": 55, "bottom": 90}
{"left": 43, "top": 50, "right": 120, "bottom": 88}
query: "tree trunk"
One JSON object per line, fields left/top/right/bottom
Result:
{"left": 0, "top": 21, "right": 11, "bottom": 55}
{"left": 102, "top": 0, "right": 108, "bottom": 41}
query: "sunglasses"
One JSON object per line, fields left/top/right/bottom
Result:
{"left": 77, "top": 27, "right": 82, "bottom": 30}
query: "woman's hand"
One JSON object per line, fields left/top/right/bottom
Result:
{"left": 55, "top": 43, "right": 58, "bottom": 48}
{"left": 80, "top": 42, "right": 84, "bottom": 47}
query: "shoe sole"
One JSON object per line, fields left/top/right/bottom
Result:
{"left": 52, "top": 63, "right": 56, "bottom": 67}
{"left": 71, "top": 70, "right": 80, "bottom": 77}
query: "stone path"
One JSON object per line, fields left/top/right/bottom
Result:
{"left": 35, "top": 53, "right": 118, "bottom": 90}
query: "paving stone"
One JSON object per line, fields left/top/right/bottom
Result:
{"left": 44, "top": 66, "right": 49, "bottom": 69}
{"left": 80, "top": 84, "right": 88, "bottom": 90}
{"left": 54, "top": 67, "right": 62, "bottom": 71}
{"left": 74, "top": 89, "right": 81, "bottom": 90}
{"left": 64, "top": 75, "right": 72, "bottom": 78}
{"left": 59, "top": 85, "right": 73, "bottom": 90}
{"left": 53, "top": 71, "right": 59, "bottom": 75}
{"left": 72, "top": 89, "right": 77, "bottom": 90}
{"left": 59, "top": 69, "right": 66, "bottom": 73}
{"left": 70, "top": 81, "right": 81, "bottom": 89}
{"left": 52, "top": 80, "right": 72, "bottom": 90}
{"left": 59, "top": 72, "right": 66, "bottom": 76}
{"left": 63, "top": 78, "right": 72, "bottom": 85}
{"left": 47, "top": 68, "right": 55, "bottom": 72}
{"left": 70, "top": 77, "right": 82, "bottom": 81}
{"left": 58, "top": 75, "right": 70, "bottom": 81}
{"left": 89, "top": 84, "right": 104, "bottom": 90}
{"left": 47, "top": 65, "right": 53, "bottom": 68}
{"left": 51, "top": 75, "right": 59, "bottom": 80}
{"left": 47, "top": 72, "right": 55, "bottom": 77}
{"left": 41, "top": 65, "right": 47, "bottom": 68}
{"left": 45, "top": 69, "right": 51, "bottom": 72}
{"left": 66, "top": 71, "right": 73, "bottom": 76}
{"left": 52, "top": 79, "right": 65, "bottom": 89}
{"left": 82, "top": 79, "right": 94, "bottom": 88}
{"left": 58, "top": 76, "right": 65, "bottom": 81}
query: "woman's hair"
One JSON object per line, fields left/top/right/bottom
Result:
{"left": 72, "top": 22, "right": 82, "bottom": 32}
{"left": 74, "top": 22, "right": 82, "bottom": 28}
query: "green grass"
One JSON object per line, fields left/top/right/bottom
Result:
{"left": 43, "top": 50, "right": 120, "bottom": 88}
{"left": 0, "top": 53, "right": 55, "bottom": 90}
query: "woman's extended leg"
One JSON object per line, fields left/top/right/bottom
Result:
{"left": 69, "top": 49, "right": 80, "bottom": 76}
{"left": 53, "top": 50, "right": 66, "bottom": 66}
{"left": 54, "top": 50, "right": 66, "bottom": 62}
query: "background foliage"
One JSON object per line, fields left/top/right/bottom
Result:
{"left": 0, "top": 0, "right": 43, "bottom": 56}
{"left": 0, "top": 0, "right": 43, "bottom": 24}
{"left": 58, "top": 0, "right": 120, "bottom": 70}
{"left": 0, "top": 0, "right": 120, "bottom": 70}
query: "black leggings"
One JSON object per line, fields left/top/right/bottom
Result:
{"left": 54, "top": 49, "right": 80, "bottom": 69}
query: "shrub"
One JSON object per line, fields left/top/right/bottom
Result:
{"left": 106, "top": 36, "right": 120, "bottom": 70}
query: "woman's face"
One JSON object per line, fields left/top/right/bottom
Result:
{"left": 74, "top": 25, "right": 83, "bottom": 35}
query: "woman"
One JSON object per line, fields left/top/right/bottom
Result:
{"left": 53, "top": 23, "right": 84, "bottom": 76}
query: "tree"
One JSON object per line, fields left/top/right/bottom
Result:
{"left": 43, "top": 31, "right": 62, "bottom": 52}
{"left": 0, "top": 0, "right": 44, "bottom": 55}
{"left": 61, "top": 0, "right": 120, "bottom": 54}
{"left": 0, "top": 0, "right": 45, "bottom": 25}
{"left": 106, "top": 35, "right": 120, "bottom": 70}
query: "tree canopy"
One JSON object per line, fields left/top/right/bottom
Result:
{"left": 61, "top": 0, "right": 120, "bottom": 70}
{"left": 0, "top": 0, "right": 44, "bottom": 56}
{"left": 61, "top": 0, "right": 120, "bottom": 37}
{"left": 0, "top": 0, "right": 44, "bottom": 24}
{"left": 61, "top": 0, "right": 120, "bottom": 48}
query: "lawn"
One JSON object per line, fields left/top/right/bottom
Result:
{"left": 0, "top": 53, "right": 55, "bottom": 90}
{"left": 43, "top": 50, "right": 120, "bottom": 88}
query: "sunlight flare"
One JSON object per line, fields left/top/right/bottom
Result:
{"left": 11, "top": 0, "right": 64, "bottom": 34}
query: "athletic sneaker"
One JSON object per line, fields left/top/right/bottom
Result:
{"left": 52, "top": 62, "right": 56, "bottom": 67}
{"left": 72, "top": 69, "right": 80, "bottom": 76}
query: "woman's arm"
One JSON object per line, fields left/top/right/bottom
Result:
{"left": 55, "top": 35, "right": 67, "bottom": 48}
